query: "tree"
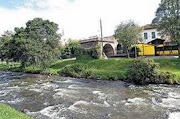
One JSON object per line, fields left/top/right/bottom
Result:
{"left": 68, "top": 40, "right": 81, "bottom": 56}
{"left": 114, "top": 20, "right": 142, "bottom": 58}
{"left": 0, "top": 18, "right": 61, "bottom": 68}
{"left": 0, "top": 31, "right": 13, "bottom": 46}
{"left": 152, "top": 0, "right": 180, "bottom": 57}
{"left": 60, "top": 40, "right": 82, "bottom": 59}
{"left": 0, "top": 31, "right": 13, "bottom": 62}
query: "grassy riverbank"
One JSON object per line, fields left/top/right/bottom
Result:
{"left": 0, "top": 103, "right": 32, "bottom": 119}
{"left": 0, "top": 57, "right": 180, "bottom": 81}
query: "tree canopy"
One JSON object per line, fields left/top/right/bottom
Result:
{"left": 0, "top": 31, "right": 13, "bottom": 62}
{"left": 0, "top": 31, "right": 12, "bottom": 46}
{"left": 152, "top": 0, "right": 180, "bottom": 44}
{"left": 0, "top": 18, "right": 61, "bottom": 68}
{"left": 114, "top": 20, "right": 142, "bottom": 57}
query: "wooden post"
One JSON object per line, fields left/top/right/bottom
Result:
{"left": 100, "top": 19, "right": 103, "bottom": 58}
{"left": 135, "top": 45, "right": 137, "bottom": 58}
{"left": 143, "top": 43, "right": 145, "bottom": 56}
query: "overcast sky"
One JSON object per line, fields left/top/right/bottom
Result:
{"left": 0, "top": 0, "right": 161, "bottom": 39}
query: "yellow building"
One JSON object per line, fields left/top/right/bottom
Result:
{"left": 138, "top": 43, "right": 155, "bottom": 56}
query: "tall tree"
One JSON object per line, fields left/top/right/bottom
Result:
{"left": 114, "top": 20, "right": 142, "bottom": 58}
{"left": 0, "top": 18, "right": 61, "bottom": 68}
{"left": 152, "top": 0, "right": 180, "bottom": 57}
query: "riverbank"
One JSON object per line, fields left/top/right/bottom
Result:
{"left": 0, "top": 57, "right": 180, "bottom": 82}
{"left": 0, "top": 103, "right": 32, "bottom": 119}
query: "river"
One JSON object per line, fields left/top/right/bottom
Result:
{"left": 0, "top": 72, "right": 180, "bottom": 119}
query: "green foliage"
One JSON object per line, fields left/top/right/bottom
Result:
{"left": 156, "top": 71, "right": 177, "bottom": 84}
{"left": 0, "top": 18, "right": 61, "bottom": 68}
{"left": 61, "top": 41, "right": 102, "bottom": 59}
{"left": 60, "top": 63, "right": 92, "bottom": 78}
{"left": 0, "top": 31, "right": 13, "bottom": 62}
{"left": 152, "top": 0, "right": 180, "bottom": 44}
{"left": 87, "top": 44, "right": 101, "bottom": 59}
{"left": 68, "top": 40, "right": 82, "bottom": 56}
{"left": 114, "top": 20, "right": 143, "bottom": 57}
{"left": 61, "top": 46, "right": 72, "bottom": 59}
{"left": 0, "top": 103, "right": 32, "bottom": 119}
{"left": 0, "top": 62, "right": 20, "bottom": 71}
{"left": 130, "top": 46, "right": 141, "bottom": 52}
{"left": 60, "top": 40, "right": 84, "bottom": 59}
{"left": 127, "top": 58, "right": 159, "bottom": 84}
{"left": 0, "top": 31, "right": 12, "bottom": 46}
{"left": 127, "top": 58, "right": 178, "bottom": 85}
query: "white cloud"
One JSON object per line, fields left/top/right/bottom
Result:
{"left": 0, "top": 0, "right": 161, "bottom": 39}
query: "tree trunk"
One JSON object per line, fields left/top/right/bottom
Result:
{"left": 126, "top": 49, "right": 130, "bottom": 58}
{"left": 135, "top": 46, "right": 137, "bottom": 58}
{"left": 178, "top": 44, "right": 180, "bottom": 58}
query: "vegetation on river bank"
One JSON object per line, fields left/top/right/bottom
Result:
{"left": 0, "top": 56, "right": 180, "bottom": 84}
{"left": 0, "top": 103, "right": 32, "bottom": 119}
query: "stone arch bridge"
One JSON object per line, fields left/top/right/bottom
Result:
{"left": 80, "top": 36, "right": 124, "bottom": 57}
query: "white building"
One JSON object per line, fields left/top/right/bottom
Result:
{"left": 142, "top": 24, "right": 161, "bottom": 43}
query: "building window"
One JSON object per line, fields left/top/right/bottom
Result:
{"left": 152, "top": 32, "right": 156, "bottom": 39}
{"left": 144, "top": 33, "right": 148, "bottom": 40}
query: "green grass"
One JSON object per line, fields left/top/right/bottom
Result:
{"left": 0, "top": 62, "right": 20, "bottom": 71}
{"left": 48, "top": 58, "right": 180, "bottom": 81}
{"left": 155, "top": 59, "right": 180, "bottom": 78}
{"left": 0, "top": 57, "right": 180, "bottom": 80}
{"left": 0, "top": 103, "right": 32, "bottom": 119}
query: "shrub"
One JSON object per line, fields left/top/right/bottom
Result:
{"left": 156, "top": 71, "right": 177, "bottom": 84}
{"left": 87, "top": 44, "right": 101, "bottom": 59}
{"left": 60, "top": 40, "right": 85, "bottom": 59}
{"left": 60, "top": 47, "right": 71, "bottom": 59}
{"left": 127, "top": 58, "right": 178, "bottom": 85}
{"left": 59, "top": 63, "right": 92, "bottom": 78}
{"left": 127, "top": 58, "right": 159, "bottom": 84}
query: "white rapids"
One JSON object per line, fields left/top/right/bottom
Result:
{"left": 0, "top": 72, "right": 180, "bottom": 119}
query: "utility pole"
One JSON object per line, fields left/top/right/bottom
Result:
{"left": 100, "top": 18, "right": 103, "bottom": 58}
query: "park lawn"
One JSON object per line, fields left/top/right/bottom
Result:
{"left": 0, "top": 103, "right": 32, "bottom": 119}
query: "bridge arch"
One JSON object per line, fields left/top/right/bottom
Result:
{"left": 103, "top": 44, "right": 114, "bottom": 57}
{"left": 117, "top": 44, "right": 122, "bottom": 54}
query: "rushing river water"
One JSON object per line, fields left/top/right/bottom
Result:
{"left": 0, "top": 72, "right": 180, "bottom": 119}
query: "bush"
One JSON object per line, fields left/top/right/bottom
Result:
{"left": 127, "top": 58, "right": 178, "bottom": 85}
{"left": 87, "top": 44, "right": 101, "bottom": 59}
{"left": 60, "top": 40, "right": 85, "bottom": 59}
{"left": 59, "top": 63, "right": 92, "bottom": 78}
{"left": 127, "top": 58, "right": 159, "bottom": 84}
{"left": 60, "top": 47, "right": 71, "bottom": 59}
{"left": 156, "top": 71, "right": 177, "bottom": 84}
